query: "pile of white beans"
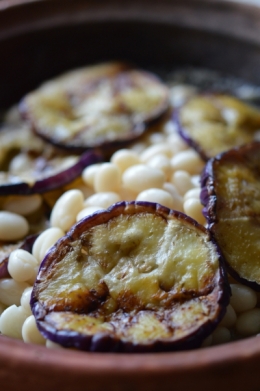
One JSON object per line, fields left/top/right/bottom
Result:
{"left": 0, "top": 84, "right": 260, "bottom": 349}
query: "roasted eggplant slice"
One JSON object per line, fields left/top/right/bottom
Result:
{"left": 175, "top": 94, "right": 260, "bottom": 160}
{"left": 201, "top": 141, "right": 260, "bottom": 290}
{"left": 20, "top": 62, "right": 169, "bottom": 153}
{"left": 0, "top": 123, "right": 102, "bottom": 195}
{"left": 0, "top": 234, "right": 38, "bottom": 279}
{"left": 31, "top": 201, "right": 229, "bottom": 352}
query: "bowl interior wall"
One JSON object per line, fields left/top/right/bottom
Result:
{"left": 1, "top": 20, "right": 260, "bottom": 108}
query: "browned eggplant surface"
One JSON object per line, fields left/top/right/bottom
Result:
{"left": 20, "top": 62, "right": 169, "bottom": 153}
{"left": 175, "top": 94, "right": 260, "bottom": 160}
{"left": 201, "top": 142, "right": 260, "bottom": 290}
{"left": 31, "top": 201, "right": 229, "bottom": 352}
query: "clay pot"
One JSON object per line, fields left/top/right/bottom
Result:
{"left": 1, "top": 1, "right": 260, "bottom": 390}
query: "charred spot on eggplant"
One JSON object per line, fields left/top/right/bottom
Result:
{"left": 31, "top": 201, "right": 229, "bottom": 353}
{"left": 175, "top": 94, "right": 260, "bottom": 160}
{"left": 20, "top": 62, "right": 170, "bottom": 154}
{"left": 201, "top": 141, "right": 260, "bottom": 290}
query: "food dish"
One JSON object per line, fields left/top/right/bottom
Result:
{"left": 1, "top": 1, "right": 260, "bottom": 390}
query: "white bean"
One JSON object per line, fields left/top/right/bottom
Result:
{"left": 136, "top": 188, "right": 175, "bottom": 209}
{"left": 77, "top": 206, "right": 104, "bottom": 222}
{"left": 166, "top": 133, "right": 189, "bottom": 154}
{"left": 183, "top": 188, "right": 201, "bottom": 202}
{"left": 171, "top": 170, "right": 194, "bottom": 196}
{"left": 146, "top": 154, "right": 172, "bottom": 180}
{"left": 183, "top": 198, "right": 205, "bottom": 225}
{"left": 82, "top": 163, "right": 101, "bottom": 188}
{"left": 122, "top": 164, "right": 165, "bottom": 193}
{"left": 236, "top": 308, "right": 260, "bottom": 336}
{"left": 111, "top": 149, "right": 140, "bottom": 173}
{"left": 171, "top": 149, "right": 204, "bottom": 175}
{"left": 230, "top": 284, "right": 258, "bottom": 313}
{"left": 140, "top": 143, "right": 173, "bottom": 162}
{"left": 219, "top": 304, "right": 237, "bottom": 328}
{"left": 8, "top": 249, "right": 38, "bottom": 282}
{"left": 22, "top": 315, "right": 45, "bottom": 345}
{"left": 46, "top": 339, "right": 63, "bottom": 349}
{"left": 20, "top": 286, "right": 33, "bottom": 315}
{"left": 0, "top": 279, "right": 30, "bottom": 306}
{"left": 50, "top": 189, "right": 84, "bottom": 231}
{"left": 2, "top": 194, "right": 42, "bottom": 216}
{"left": 84, "top": 192, "right": 121, "bottom": 209}
{"left": 147, "top": 132, "right": 166, "bottom": 144}
{"left": 162, "top": 119, "right": 178, "bottom": 135}
{"left": 0, "top": 305, "right": 28, "bottom": 339}
{"left": 93, "top": 163, "right": 121, "bottom": 193}
{"left": 163, "top": 182, "right": 183, "bottom": 212}
{"left": 0, "top": 211, "right": 29, "bottom": 241}
{"left": 32, "top": 227, "right": 65, "bottom": 263}
{"left": 211, "top": 327, "right": 231, "bottom": 345}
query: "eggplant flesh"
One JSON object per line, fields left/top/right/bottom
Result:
{"left": 20, "top": 62, "right": 169, "bottom": 153}
{"left": 201, "top": 142, "right": 260, "bottom": 290}
{"left": 175, "top": 94, "right": 260, "bottom": 160}
{"left": 31, "top": 201, "right": 229, "bottom": 352}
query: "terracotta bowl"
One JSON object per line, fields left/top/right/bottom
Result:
{"left": 1, "top": 1, "right": 260, "bottom": 390}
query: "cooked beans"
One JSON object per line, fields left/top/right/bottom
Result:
{"left": 0, "top": 305, "right": 28, "bottom": 339}
{"left": 84, "top": 192, "right": 121, "bottom": 209}
{"left": 20, "top": 287, "right": 33, "bottom": 315}
{"left": 235, "top": 308, "right": 260, "bottom": 337}
{"left": 32, "top": 227, "right": 65, "bottom": 263}
{"left": 93, "top": 163, "right": 121, "bottom": 193}
{"left": 211, "top": 327, "right": 231, "bottom": 345}
{"left": 0, "top": 279, "right": 30, "bottom": 306}
{"left": 0, "top": 211, "right": 29, "bottom": 241}
{"left": 50, "top": 189, "right": 84, "bottom": 231}
{"left": 136, "top": 188, "right": 175, "bottom": 209}
{"left": 22, "top": 315, "right": 45, "bottom": 344}
{"left": 8, "top": 249, "right": 38, "bottom": 283}
{"left": 171, "top": 149, "right": 204, "bottom": 175}
{"left": 171, "top": 170, "right": 194, "bottom": 196}
{"left": 111, "top": 149, "right": 140, "bottom": 173}
{"left": 230, "top": 284, "right": 258, "bottom": 313}
{"left": 122, "top": 164, "right": 165, "bottom": 193}
{"left": 183, "top": 198, "right": 205, "bottom": 225}
{"left": 2, "top": 194, "right": 42, "bottom": 216}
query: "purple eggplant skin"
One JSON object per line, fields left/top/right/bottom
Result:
{"left": 200, "top": 142, "right": 260, "bottom": 291}
{"left": 31, "top": 201, "right": 230, "bottom": 353}
{"left": 174, "top": 108, "right": 209, "bottom": 162}
{"left": 0, "top": 233, "right": 38, "bottom": 279}
{"left": 0, "top": 150, "right": 103, "bottom": 196}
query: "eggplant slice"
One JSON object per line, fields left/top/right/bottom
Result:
{"left": 0, "top": 122, "right": 102, "bottom": 195}
{"left": 31, "top": 201, "right": 229, "bottom": 352}
{"left": 201, "top": 141, "right": 260, "bottom": 290}
{"left": 20, "top": 62, "right": 169, "bottom": 153}
{"left": 175, "top": 94, "right": 260, "bottom": 160}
